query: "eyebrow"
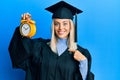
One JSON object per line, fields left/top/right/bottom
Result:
{"left": 63, "top": 21, "right": 68, "bottom": 22}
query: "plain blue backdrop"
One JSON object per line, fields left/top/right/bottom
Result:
{"left": 0, "top": 0, "right": 120, "bottom": 80}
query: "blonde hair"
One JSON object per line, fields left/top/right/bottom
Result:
{"left": 50, "top": 19, "right": 77, "bottom": 53}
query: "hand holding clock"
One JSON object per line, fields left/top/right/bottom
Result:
{"left": 20, "top": 13, "right": 36, "bottom": 38}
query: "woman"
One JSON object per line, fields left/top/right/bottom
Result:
{"left": 9, "top": 1, "right": 94, "bottom": 80}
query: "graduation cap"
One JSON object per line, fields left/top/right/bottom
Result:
{"left": 45, "top": 1, "right": 83, "bottom": 42}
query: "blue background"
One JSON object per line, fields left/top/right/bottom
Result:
{"left": 0, "top": 0, "right": 120, "bottom": 80}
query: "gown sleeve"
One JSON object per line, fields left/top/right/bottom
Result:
{"left": 77, "top": 45, "right": 94, "bottom": 80}
{"left": 8, "top": 27, "right": 33, "bottom": 71}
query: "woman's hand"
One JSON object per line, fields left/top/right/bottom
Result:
{"left": 21, "top": 12, "right": 31, "bottom": 21}
{"left": 69, "top": 50, "right": 87, "bottom": 61}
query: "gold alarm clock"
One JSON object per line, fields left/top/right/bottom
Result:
{"left": 19, "top": 20, "right": 36, "bottom": 38}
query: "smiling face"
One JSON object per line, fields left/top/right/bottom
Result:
{"left": 53, "top": 19, "right": 71, "bottom": 39}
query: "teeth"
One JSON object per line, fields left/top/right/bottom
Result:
{"left": 58, "top": 31, "right": 64, "bottom": 34}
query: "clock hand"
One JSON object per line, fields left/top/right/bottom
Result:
{"left": 23, "top": 27, "right": 26, "bottom": 30}
{"left": 25, "top": 27, "right": 28, "bottom": 30}
{"left": 23, "top": 27, "right": 28, "bottom": 30}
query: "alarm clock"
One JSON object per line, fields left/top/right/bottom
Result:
{"left": 19, "top": 20, "right": 36, "bottom": 38}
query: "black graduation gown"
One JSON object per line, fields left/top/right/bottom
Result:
{"left": 8, "top": 27, "right": 94, "bottom": 80}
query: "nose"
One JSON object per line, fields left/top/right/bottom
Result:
{"left": 59, "top": 24, "right": 63, "bottom": 30}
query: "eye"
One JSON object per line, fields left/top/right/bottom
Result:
{"left": 63, "top": 22, "right": 68, "bottom": 26}
{"left": 54, "top": 22, "right": 59, "bottom": 26}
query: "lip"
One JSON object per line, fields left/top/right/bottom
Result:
{"left": 58, "top": 31, "right": 65, "bottom": 35}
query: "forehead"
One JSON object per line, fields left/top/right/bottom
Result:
{"left": 53, "top": 19, "right": 70, "bottom": 22}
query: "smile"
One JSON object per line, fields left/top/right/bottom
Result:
{"left": 58, "top": 31, "right": 65, "bottom": 35}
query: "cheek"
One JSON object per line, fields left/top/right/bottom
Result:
{"left": 54, "top": 27, "right": 58, "bottom": 35}
{"left": 66, "top": 26, "right": 71, "bottom": 33}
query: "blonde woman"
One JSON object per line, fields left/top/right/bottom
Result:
{"left": 9, "top": 1, "right": 94, "bottom": 80}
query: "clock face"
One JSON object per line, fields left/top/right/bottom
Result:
{"left": 21, "top": 24, "right": 30, "bottom": 36}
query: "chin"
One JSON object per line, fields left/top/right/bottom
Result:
{"left": 57, "top": 35, "right": 67, "bottom": 39}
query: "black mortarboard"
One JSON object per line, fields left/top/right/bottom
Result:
{"left": 45, "top": 1, "right": 83, "bottom": 42}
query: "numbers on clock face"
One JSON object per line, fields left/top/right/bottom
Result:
{"left": 22, "top": 24, "right": 30, "bottom": 36}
